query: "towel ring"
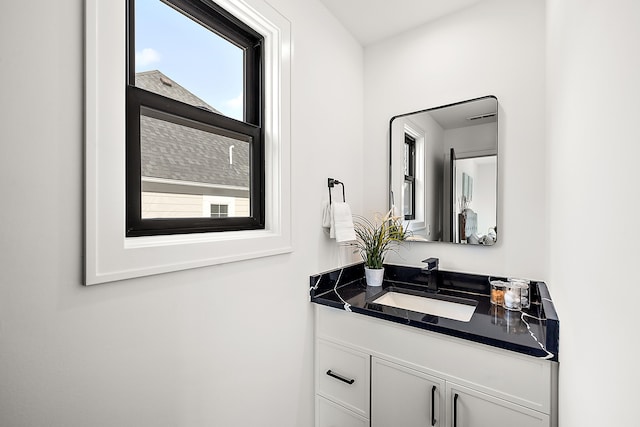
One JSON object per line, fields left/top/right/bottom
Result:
{"left": 328, "top": 178, "right": 345, "bottom": 204}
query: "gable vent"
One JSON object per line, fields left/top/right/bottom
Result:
{"left": 466, "top": 113, "right": 496, "bottom": 121}
{"left": 160, "top": 76, "right": 173, "bottom": 87}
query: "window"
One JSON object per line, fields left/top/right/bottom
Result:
{"left": 85, "top": 0, "right": 291, "bottom": 285}
{"left": 126, "top": 0, "right": 265, "bottom": 237}
{"left": 403, "top": 133, "right": 416, "bottom": 220}
{"left": 210, "top": 204, "right": 229, "bottom": 218}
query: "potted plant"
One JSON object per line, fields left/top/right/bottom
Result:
{"left": 352, "top": 209, "right": 409, "bottom": 286}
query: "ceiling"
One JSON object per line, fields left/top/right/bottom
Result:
{"left": 429, "top": 97, "right": 497, "bottom": 129}
{"left": 318, "top": 0, "right": 484, "bottom": 46}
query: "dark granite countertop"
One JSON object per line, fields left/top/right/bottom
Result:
{"left": 310, "top": 263, "right": 559, "bottom": 362}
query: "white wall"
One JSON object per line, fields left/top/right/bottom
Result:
{"left": 474, "top": 157, "right": 498, "bottom": 234}
{"left": 547, "top": 0, "right": 640, "bottom": 425}
{"left": 0, "top": 0, "right": 363, "bottom": 425}
{"left": 364, "top": 0, "right": 547, "bottom": 279}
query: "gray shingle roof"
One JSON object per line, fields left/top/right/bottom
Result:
{"left": 140, "top": 115, "right": 250, "bottom": 187}
{"left": 137, "top": 70, "right": 249, "bottom": 188}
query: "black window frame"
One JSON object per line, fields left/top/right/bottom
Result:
{"left": 125, "top": 0, "right": 265, "bottom": 237}
{"left": 404, "top": 133, "right": 416, "bottom": 221}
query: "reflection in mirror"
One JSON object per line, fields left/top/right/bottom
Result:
{"left": 390, "top": 96, "right": 498, "bottom": 245}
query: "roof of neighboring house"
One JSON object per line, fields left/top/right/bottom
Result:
{"left": 137, "top": 70, "right": 249, "bottom": 189}
{"left": 136, "top": 70, "right": 221, "bottom": 113}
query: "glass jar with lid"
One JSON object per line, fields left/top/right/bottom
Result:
{"left": 503, "top": 283, "right": 522, "bottom": 310}
{"left": 507, "top": 278, "right": 531, "bottom": 309}
{"left": 490, "top": 280, "right": 507, "bottom": 306}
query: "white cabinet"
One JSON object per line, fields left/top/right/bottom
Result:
{"left": 370, "top": 356, "right": 549, "bottom": 427}
{"left": 371, "top": 357, "right": 445, "bottom": 427}
{"left": 315, "top": 305, "right": 558, "bottom": 427}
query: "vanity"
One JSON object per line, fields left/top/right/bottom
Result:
{"left": 311, "top": 96, "right": 558, "bottom": 426}
{"left": 309, "top": 263, "right": 559, "bottom": 427}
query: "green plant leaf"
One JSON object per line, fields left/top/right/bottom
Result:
{"left": 351, "top": 209, "right": 411, "bottom": 268}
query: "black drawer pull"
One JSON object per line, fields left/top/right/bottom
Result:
{"left": 453, "top": 393, "right": 459, "bottom": 427}
{"left": 326, "top": 369, "right": 355, "bottom": 385}
{"left": 431, "top": 385, "right": 437, "bottom": 426}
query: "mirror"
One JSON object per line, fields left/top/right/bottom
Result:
{"left": 389, "top": 96, "right": 498, "bottom": 245}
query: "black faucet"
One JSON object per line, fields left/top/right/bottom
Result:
{"left": 421, "top": 258, "right": 439, "bottom": 292}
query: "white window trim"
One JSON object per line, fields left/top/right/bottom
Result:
{"left": 84, "top": 0, "right": 292, "bottom": 285}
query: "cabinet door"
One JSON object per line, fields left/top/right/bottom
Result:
{"left": 371, "top": 357, "right": 445, "bottom": 427}
{"left": 316, "top": 396, "right": 369, "bottom": 427}
{"left": 447, "top": 382, "right": 550, "bottom": 427}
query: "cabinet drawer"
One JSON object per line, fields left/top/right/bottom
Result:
{"left": 316, "top": 396, "right": 369, "bottom": 427}
{"left": 316, "top": 339, "right": 370, "bottom": 418}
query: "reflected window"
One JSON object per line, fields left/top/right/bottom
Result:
{"left": 126, "top": 0, "right": 264, "bottom": 237}
{"left": 404, "top": 134, "right": 416, "bottom": 220}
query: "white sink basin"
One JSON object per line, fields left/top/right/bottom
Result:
{"left": 372, "top": 292, "right": 477, "bottom": 322}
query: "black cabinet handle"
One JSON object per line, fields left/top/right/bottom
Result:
{"left": 431, "top": 385, "right": 437, "bottom": 426}
{"left": 326, "top": 369, "right": 355, "bottom": 385}
{"left": 453, "top": 393, "right": 459, "bottom": 427}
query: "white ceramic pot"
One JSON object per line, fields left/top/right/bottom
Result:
{"left": 364, "top": 267, "right": 384, "bottom": 287}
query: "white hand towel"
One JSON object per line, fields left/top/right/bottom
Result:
{"left": 331, "top": 202, "right": 356, "bottom": 243}
{"left": 322, "top": 202, "right": 336, "bottom": 239}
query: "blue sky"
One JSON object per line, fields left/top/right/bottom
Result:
{"left": 135, "top": 0, "right": 244, "bottom": 120}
